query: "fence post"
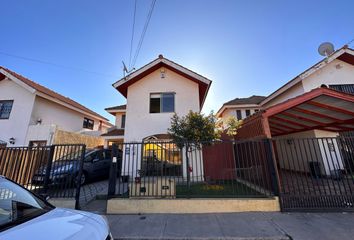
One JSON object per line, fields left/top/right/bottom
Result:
{"left": 264, "top": 139, "right": 280, "bottom": 196}
{"left": 185, "top": 142, "right": 191, "bottom": 197}
{"left": 43, "top": 145, "right": 55, "bottom": 195}
{"left": 108, "top": 144, "right": 118, "bottom": 197}
{"left": 75, "top": 145, "right": 86, "bottom": 210}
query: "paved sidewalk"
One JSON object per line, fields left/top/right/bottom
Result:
{"left": 106, "top": 211, "right": 354, "bottom": 240}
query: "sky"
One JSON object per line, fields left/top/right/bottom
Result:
{"left": 1, "top": 0, "right": 354, "bottom": 123}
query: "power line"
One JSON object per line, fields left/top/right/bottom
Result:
{"left": 0, "top": 51, "right": 118, "bottom": 78}
{"left": 131, "top": 0, "right": 157, "bottom": 68}
{"left": 128, "top": 0, "right": 138, "bottom": 70}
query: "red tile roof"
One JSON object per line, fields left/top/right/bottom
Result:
{"left": 0, "top": 66, "right": 108, "bottom": 121}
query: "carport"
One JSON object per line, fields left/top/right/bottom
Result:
{"left": 235, "top": 87, "right": 354, "bottom": 211}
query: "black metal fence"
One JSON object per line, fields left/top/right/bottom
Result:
{"left": 0, "top": 144, "right": 86, "bottom": 209}
{"left": 108, "top": 140, "right": 278, "bottom": 199}
{"left": 274, "top": 137, "right": 354, "bottom": 211}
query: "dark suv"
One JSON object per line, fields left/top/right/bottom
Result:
{"left": 32, "top": 148, "right": 122, "bottom": 186}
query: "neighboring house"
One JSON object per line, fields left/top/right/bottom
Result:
{"left": 101, "top": 104, "right": 126, "bottom": 147}
{"left": 216, "top": 95, "right": 265, "bottom": 120}
{"left": 230, "top": 45, "right": 354, "bottom": 178}
{"left": 104, "top": 54, "right": 212, "bottom": 143}
{"left": 0, "top": 67, "right": 112, "bottom": 147}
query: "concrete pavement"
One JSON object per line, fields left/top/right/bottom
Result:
{"left": 105, "top": 211, "right": 354, "bottom": 240}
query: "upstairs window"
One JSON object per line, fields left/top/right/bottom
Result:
{"left": 0, "top": 100, "right": 14, "bottom": 119}
{"left": 150, "top": 93, "right": 175, "bottom": 113}
{"left": 329, "top": 84, "right": 354, "bottom": 94}
{"left": 236, "top": 110, "right": 242, "bottom": 120}
{"left": 245, "top": 109, "right": 251, "bottom": 117}
{"left": 83, "top": 117, "right": 94, "bottom": 130}
{"left": 121, "top": 114, "right": 126, "bottom": 128}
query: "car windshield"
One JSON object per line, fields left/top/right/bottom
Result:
{"left": 0, "top": 178, "right": 53, "bottom": 231}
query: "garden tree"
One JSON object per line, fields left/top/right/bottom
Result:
{"left": 219, "top": 116, "right": 243, "bottom": 137}
{"left": 168, "top": 111, "right": 220, "bottom": 188}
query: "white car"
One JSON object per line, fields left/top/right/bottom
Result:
{"left": 0, "top": 176, "right": 113, "bottom": 240}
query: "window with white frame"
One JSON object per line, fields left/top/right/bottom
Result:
{"left": 150, "top": 93, "right": 175, "bottom": 113}
{"left": 0, "top": 100, "right": 14, "bottom": 119}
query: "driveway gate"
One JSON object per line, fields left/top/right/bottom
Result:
{"left": 0, "top": 144, "right": 86, "bottom": 209}
{"left": 274, "top": 137, "right": 354, "bottom": 211}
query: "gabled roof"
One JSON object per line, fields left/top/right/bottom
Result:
{"left": 216, "top": 95, "right": 265, "bottom": 117}
{"left": 101, "top": 128, "right": 125, "bottom": 137}
{"left": 105, "top": 104, "right": 126, "bottom": 116}
{"left": 0, "top": 66, "right": 109, "bottom": 122}
{"left": 112, "top": 55, "right": 212, "bottom": 109}
{"left": 224, "top": 95, "right": 266, "bottom": 105}
{"left": 261, "top": 45, "right": 354, "bottom": 106}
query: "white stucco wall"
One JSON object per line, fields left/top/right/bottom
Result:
{"left": 221, "top": 107, "right": 259, "bottom": 120}
{"left": 115, "top": 112, "right": 126, "bottom": 129}
{"left": 124, "top": 68, "right": 200, "bottom": 142}
{"left": 0, "top": 78, "right": 35, "bottom": 146}
{"left": 30, "top": 96, "right": 102, "bottom": 133}
{"left": 262, "top": 82, "right": 305, "bottom": 108}
{"left": 302, "top": 59, "right": 354, "bottom": 91}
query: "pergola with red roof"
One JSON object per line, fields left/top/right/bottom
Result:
{"left": 236, "top": 87, "right": 354, "bottom": 139}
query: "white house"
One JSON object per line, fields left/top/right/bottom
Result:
{"left": 0, "top": 67, "right": 112, "bottom": 147}
{"left": 105, "top": 54, "right": 211, "bottom": 143}
{"left": 105, "top": 54, "right": 212, "bottom": 180}
{"left": 226, "top": 45, "right": 354, "bottom": 176}
{"left": 216, "top": 95, "right": 265, "bottom": 120}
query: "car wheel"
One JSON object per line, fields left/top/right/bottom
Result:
{"left": 74, "top": 172, "right": 87, "bottom": 186}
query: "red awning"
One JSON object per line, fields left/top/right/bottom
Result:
{"left": 235, "top": 87, "right": 354, "bottom": 139}
{"left": 263, "top": 87, "right": 354, "bottom": 136}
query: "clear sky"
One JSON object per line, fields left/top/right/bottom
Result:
{"left": 1, "top": 0, "right": 354, "bottom": 123}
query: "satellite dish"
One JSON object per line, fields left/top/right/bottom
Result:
{"left": 318, "top": 42, "right": 335, "bottom": 57}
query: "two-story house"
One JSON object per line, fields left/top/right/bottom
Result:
{"left": 104, "top": 54, "right": 211, "bottom": 143}
{"left": 104, "top": 54, "right": 212, "bottom": 179}
{"left": 0, "top": 67, "right": 112, "bottom": 147}
{"left": 216, "top": 95, "right": 265, "bottom": 121}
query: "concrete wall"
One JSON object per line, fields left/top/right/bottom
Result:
{"left": 53, "top": 129, "right": 104, "bottom": 148}
{"left": 107, "top": 198, "right": 280, "bottom": 214}
{"left": 124, "top": 68, "right": 200, "bottom": 142}
{"left": 263, "top": 82, "right": 305, "bottom": 108}
{"left": 25, "top": 124, "right": 57, "bottom": 145}
{"left": 0, "top": 78, "right": 35, "bottom": 146}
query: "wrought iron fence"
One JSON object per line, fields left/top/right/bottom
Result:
{"left": 274, "top": 137, "right": 354, "bottom": 211}
{"left": 0, "top": 144, "right": 86, "bottom": 209}
{"left": 108, "top": 140, "right": 278, "bottom": 199}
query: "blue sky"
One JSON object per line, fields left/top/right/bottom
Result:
{"left": 1, "top": 0, "right": 354, "bottom": 123}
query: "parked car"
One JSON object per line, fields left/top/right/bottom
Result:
{"left": 32, "top": 148, "right": 122, "bottom": 186}
{"left": 0, "top": 176, "right": 113, "bottom": 240}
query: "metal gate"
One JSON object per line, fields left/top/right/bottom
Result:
{"left": 274, "top": 137, "right": 354, "bottom": 211}
{"left": 0, "top": 144, "right": 86, "bottom": 209}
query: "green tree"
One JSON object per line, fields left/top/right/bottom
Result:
{"left": 168, "top": 111, "right": 220, "bottom": 189}
{"left": 221, "top": 116, "right": 243, "bottom": 137}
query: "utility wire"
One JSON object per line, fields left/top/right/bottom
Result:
{"left": 131, "top": 0, "right": 157, "bottom": 68}
{"left": 128, "top": 0, "right": 138, "bottom": 70}
{"left": 0, "top": 51, "right": 118, "bottom": 78}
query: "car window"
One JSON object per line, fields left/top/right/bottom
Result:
{"left": 84, "top": 152, "right": 97, "bottom": 162}
{"left": 0, "top": 178, "right": 52, "bottom": 231}
{"left": 103, "top": 150, "right": 111, "bottom": 160}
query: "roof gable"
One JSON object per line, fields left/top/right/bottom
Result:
{"left": 0, "top": 67, "right": 108, "bottom": 121}
{"left": 112, "top": 55, "right": 212, "bottom": 108}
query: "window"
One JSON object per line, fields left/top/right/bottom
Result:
{"left": 0, "top": 100, "right": 13, "bottom": 119}
{"left": 245, "top": 109, "right": 251, "bottom": 117}
{"left": 236, "top": 110, "right": 242, "bottom": 120}
{"left": 329, "top": 84, "right": 354, "bottom": 94}
{"left": 150, "top": 93, "right": 175, "bottom": 113}
{"left": 121, "top": 114, "right": 126, "bottom": 128}
{"left": 83, "top": 117, "right": 94, "bottom": 130}
{"left": 255, "top": 109, "right": 259, "bottom": 113}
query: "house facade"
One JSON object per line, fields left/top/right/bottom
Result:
{"left": 105, "top": 54, "right": 211, "bottom": 143}
{"left": 216, "top": 95, "right": 265, "bottom": 120}
{"left": 0, "top": 67, "right": 111, "bottom": 147}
